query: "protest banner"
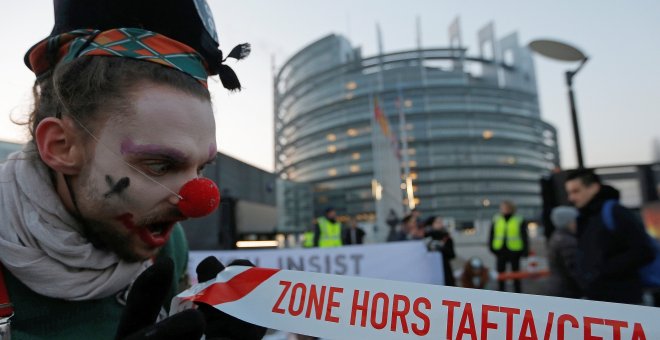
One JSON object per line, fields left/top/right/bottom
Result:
{"left": 189, "top": 241, "right": 444, "bottom": 284}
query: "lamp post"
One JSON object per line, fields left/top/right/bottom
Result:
{"left": 529, "top": 39, "right": 588, "bottom": 169}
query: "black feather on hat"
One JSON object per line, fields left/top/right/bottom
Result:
{"left": 27, "top": 0, "right": 249, "bottom": 90}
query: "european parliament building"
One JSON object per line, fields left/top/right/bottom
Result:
{"left": 274, "top": 21, "right": 559, "bottom": 232}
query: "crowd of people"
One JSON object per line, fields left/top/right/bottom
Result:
{"left": 303, "top": 168, "right": 660, "bottom": 308}
{"left": 302, "top": 206, "right": 459, "bottom": 286}
{"left": 302, "top": 207, "right": 367, "bottom": 248}
{"left": 387, "top": 168, "right": 659, "bottom": 307}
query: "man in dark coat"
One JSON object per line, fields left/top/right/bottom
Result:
{"left": 565, "top": 168, "right": 655, "bottom": 304}
{"left": 388, "top": 214, "right": 416, "bottom": 242}
{"left": 342, "top": 217, "right": 366, "bottom": 245}
{"left": 424, "top": 216, "right": 456, "bottom": 286}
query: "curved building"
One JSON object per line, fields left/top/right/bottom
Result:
{"left": 274, "top": 21, "right": 559, "bottom": 231}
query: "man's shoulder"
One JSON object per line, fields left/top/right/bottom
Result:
{"left": 603, "top": 200, "right": 637, "bottom": 224}
{"left": 610, "top": 201, "right": 633, "bottom": 214}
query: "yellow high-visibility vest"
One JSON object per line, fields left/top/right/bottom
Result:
{"left": 491, "top": 214, "right": 524, "bottom": 251}
{"left": 318, "top": 217, "right": 342, "bottom": 248}
{"left": 302, "top": 231, "right": 315, "bottom": 248}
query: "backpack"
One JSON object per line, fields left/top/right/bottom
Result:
{"left": 602, "top": 199, "right": 660, "bottom": 287}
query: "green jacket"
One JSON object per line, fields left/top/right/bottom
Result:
{"left": 3, "top": 224, "right": 190, "bottom": 340}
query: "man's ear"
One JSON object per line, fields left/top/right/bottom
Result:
{"left": 35, "top": 117, "right": 85, "bottom": 175}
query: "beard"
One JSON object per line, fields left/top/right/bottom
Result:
{"left": 79, "top": 216, "right": 144, "bottom": 262}
{"left": 70, "top": 172, "right": 183, "bottom": 262}
{"left": 77, "top": 207, "right": 183, "bottom": 263}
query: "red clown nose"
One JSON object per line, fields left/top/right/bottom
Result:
{"left": 177, "top": 178, "right": 220, "bottom": 218}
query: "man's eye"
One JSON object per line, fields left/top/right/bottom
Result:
{"left": 145, "top": 162, "right": 172, "bottom": 176}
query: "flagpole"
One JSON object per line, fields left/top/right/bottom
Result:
{"left": 376, "top": 23, "right": 385, "bottom": 93}
{"left": 397, "top": 80, "right": 415, "bottom": 211}
{"left": 375, "top": 24, "right": 385, "bottom": 239}
{"left": 369, "top": 92, "right": 379, "bottom": 201}
{"left": 369, "top": 91, "right": 386, "bottom": 242}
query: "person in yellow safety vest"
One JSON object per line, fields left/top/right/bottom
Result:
{"left": 314, "top": 207, "right": 343, "bottom": 248}
{"left": 302, "top": 219, "right": 316, "bottom": 248}
{"left": 488, "top": 200, "right": 529, "bottom": 293}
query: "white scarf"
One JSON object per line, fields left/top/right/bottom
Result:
{"left": 0, "top": 147, "right": 147, "bottom": 300}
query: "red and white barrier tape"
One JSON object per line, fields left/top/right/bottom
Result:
{"left": 172, "top": 266, "right": 659, "bottom": 339}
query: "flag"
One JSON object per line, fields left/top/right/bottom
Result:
{"left": 373, "top": 96, "right": 400, "bottom": 159}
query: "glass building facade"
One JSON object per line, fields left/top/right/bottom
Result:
{"left": 274, "top": 22, "right": 559, "bottom": 228}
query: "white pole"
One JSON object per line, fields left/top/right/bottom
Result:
{"left": 397, "top": 82, "right": 414, "bottom": 211}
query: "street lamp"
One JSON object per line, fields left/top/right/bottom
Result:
{"left": 529, "top": 39, "right": 589, "bottom": 168}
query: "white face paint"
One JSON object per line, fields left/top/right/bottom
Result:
{"left": 73, "top": 83, "right": 216, "bottom": 261}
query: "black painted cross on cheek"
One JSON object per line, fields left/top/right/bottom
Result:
{"left": 104, "top": 175, "right": 131, "bottom": 198}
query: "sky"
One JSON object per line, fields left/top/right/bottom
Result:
{"left": 1, "top": 1, "right": 659, "bottom": 172}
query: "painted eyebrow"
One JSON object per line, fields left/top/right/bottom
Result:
{"left": 120, "top": 140, "right": 188, "bottom": 163}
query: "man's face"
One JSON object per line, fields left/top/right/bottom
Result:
{"left": 432, "top": 217, "right": 444, "bottom": 230}
{"left": 404, "top": 219, "right": 417, "bottom": 233}
{"left": 499, "top": 203, "right": 513, "bottom": 215}
{"left": 565, "top": 179, "right": 600, "bottom": 209}
{"left": 326, "top": 210, "right": 337, "bottom": 219}
{"left": 71, "top": 83, "right": 216, "bottom": 262}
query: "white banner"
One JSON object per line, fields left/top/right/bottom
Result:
{"left": 173, "top": 266, "right": 660, "bottom": 340}
{"left": 189, "top": 241, "right": 443, "bottom": 285}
